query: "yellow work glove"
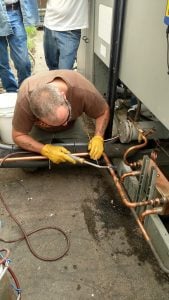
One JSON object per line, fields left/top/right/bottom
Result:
{"left": 41, "top": 144, "right": 76, "bottom": 164}
{"left": 88, "top": 135, "right": 104, "bottom": 160}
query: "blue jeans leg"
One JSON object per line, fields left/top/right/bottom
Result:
{"left": 0, "top": 9, "right": 31, "bottom": 92}
{"left": 43, "top": 27, "right": 59, "bottom": 70}
{"left": 0, "top": 36, "right": 18, "bottom": 92}
{"left": 44, "top": 27, "right": 81, "bottom": 70}
{"left": 8, "top": 10, "right": 31, "bottom": 87}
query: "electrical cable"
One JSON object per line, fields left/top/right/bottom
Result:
{"left": 0, "top": 250, "right": 22, "bottom": 299}
{"left": 0, "top": 192, "right": 70, "bottom": 262}
{"left": 104, "top": 135, "right": 119, "bottom": 142}
{"left": 0, "top": 248, "right": 10, "bottom": 264}
{"left": 0, "top": 140, "right": 117, "bottom": 261}
{"left": 7, "top": 266, "right": 22, "bottom": 299}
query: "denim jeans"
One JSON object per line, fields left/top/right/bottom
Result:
{"left": 43, "top": 27, "right": 81, "bottom": 70}
{"left": 0, "top": 9, "right": 31, "bottom": 92}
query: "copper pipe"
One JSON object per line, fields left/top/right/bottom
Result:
{"left": 0, "top": 152, "right": 89, "bottom": 163}
{"left": 139, "top": 207, "right": 163, "bottom": 223}
{"left": 102, "top": 153, "right": 165, "bottom": 208}
{"left": 130, "top": 208, "right": 150, "bottom": 241}
{"left": 131, "top": 205, "right": 169, "bottom": 273}
{"left": 103, "top": 152, "right": 169, "bottom": 273}
{"left": 103, "top": 152, "right": 149, "bottom": 240}
{"left": 123, "top": 133, "right": 147, "bottom": 167}
{"left": 120, "top": 170, "right": 141, "bottom": 183}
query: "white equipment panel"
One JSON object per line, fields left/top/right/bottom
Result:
{"left": 119, "top": 0, "right": 169, "bottom": 130}
{"left": 94, "top": 0, "right": 114, "bottom": 66}
{"left": 94, "top": 0, "right": 169, "bottom": 131}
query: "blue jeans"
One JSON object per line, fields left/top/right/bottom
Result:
{"left": 0, "top": 9, "right": 31, "bottom": 92}
{"left": 43, "top": 27, "right": 81, "bottom": 70}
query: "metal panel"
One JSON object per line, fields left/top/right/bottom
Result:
{"left": 77, "top": 0, "right": 95, "bottom": 82}
{"left": 146, "top": 214, "right": 169, "bottom": 270}
{"left": 94, "top": 0, "right": 114, "bottom": 66}
{"left": 119, "top": 0, "right": 169, "bottom": 130}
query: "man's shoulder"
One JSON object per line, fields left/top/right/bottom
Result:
{"left": 20, "top": 70, "right": 62, "bottom": 89}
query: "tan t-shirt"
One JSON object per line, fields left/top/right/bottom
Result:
{"left": 12, "top": 70, "right": 108, "bottom": 134}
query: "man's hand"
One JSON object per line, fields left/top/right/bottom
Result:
{"left": 88, "top": 135, "right": 104, "bottom": 160}
{"left": 41, "top": 144, "right": 76, "bottom": 164}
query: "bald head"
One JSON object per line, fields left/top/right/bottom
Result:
{"left": 29, "top": 83, "right": 67, "bottom": 120}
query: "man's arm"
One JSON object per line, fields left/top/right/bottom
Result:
{"left": 12, "top": 127, "right": 76, "bottom": 164}
{"left": 94, "top": 104, "right": 110, "bottom": 137}
{"left": 88, "top": 104, "right": 110, "bottom": 160}
{"left": 12, "top": 128, "right": 44, "bottom": 153}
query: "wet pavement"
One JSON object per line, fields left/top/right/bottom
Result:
{"left": 0, "top": 166, "right": 169, "bottom": 299}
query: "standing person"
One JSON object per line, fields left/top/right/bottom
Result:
{"left": 43, "top": 0, "right": 88, "bottom": 70}
{"left": 12, "top": 70, "right": 110, "bottom": 164}
{"left": 0, "top": 0, "right": 39, "bottom": 92}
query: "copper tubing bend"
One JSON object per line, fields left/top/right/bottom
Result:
{"left": 120, "top": 171, "right": 141, "bottom": 183}
{"left": 102, "top": 152, "right": 150, "bottom": 241}
{"left": 103, "top": 152, "right": 159, "bottom": 209}
{"left": 103, "top": 152, "right": 169, "bottom": 272}
{"left": 103, "top": 153, "right": 137, "bottom": 208}
{"left": 139, "top": 207, "right": 163, "bottom": 223}
{"left": 123, "top": 133, "right": 148, "bottom": 168}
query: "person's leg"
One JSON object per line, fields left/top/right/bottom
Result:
{"left": 0, "top": 36, "right": 18, "bottom": 92}
{"left": 7, "top": 9, "right": 31, "bottom": 87}
{"left": 57, "top": 30, "right": 81, "bottom": 69}
{"left": 43, "top": 27, "right": 59, "bottom": 70}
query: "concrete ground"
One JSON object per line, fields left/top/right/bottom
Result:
{"left": 0, "top": 30, "right": 169, "bottom": 300}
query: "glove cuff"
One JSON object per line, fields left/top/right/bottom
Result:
{"left": 94, "top": 135, "right": 104, "bottom": 142}
{"left": 41, "top": 144, "right": 50, "bottom": 156}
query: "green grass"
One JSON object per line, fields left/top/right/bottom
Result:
{"left": 26, "top": 26, "right": 37, "bottom": 53}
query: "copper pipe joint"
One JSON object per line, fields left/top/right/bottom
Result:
{"left": 120, "top": 170, "right": 141, "bottom": 183}
{"left": 103, "top": 153, "right": 165, "bottom": 209}
{"left": 102, "top": 152, "right": 150, "bottom": 241}
{"left": 123, "top": 133, "right": 147, "bottom": 167}
{"left": 139, "top": 207, "right": 163, "bottom": 223}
